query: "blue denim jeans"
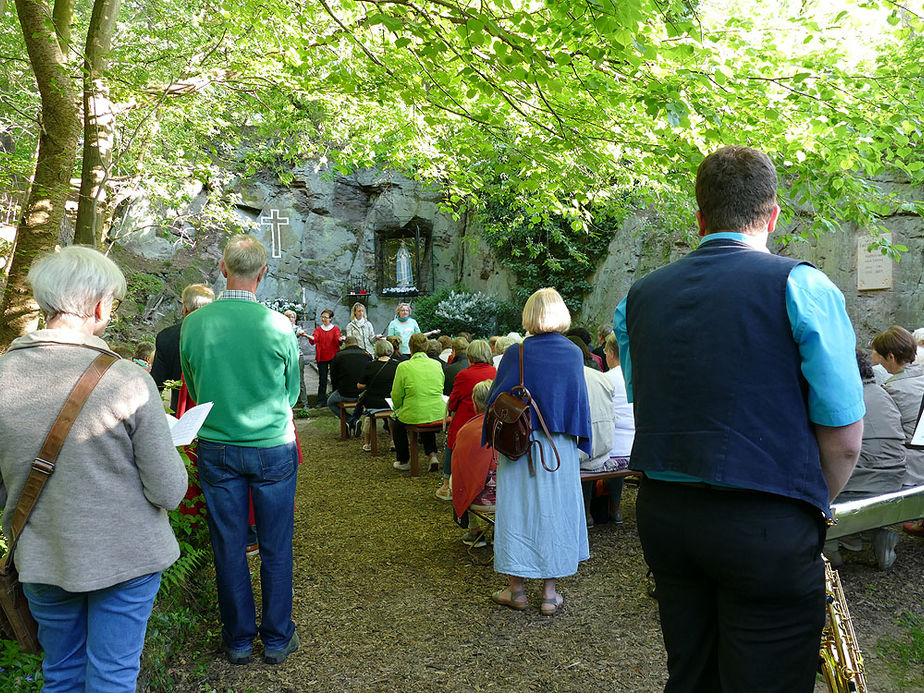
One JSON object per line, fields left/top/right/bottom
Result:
{"left": 23, "top": 571, "right": 161, "bottom": 692}
{"left": 326, "top": 390, "right": 357, "bottom": 418}
{"left": 197, "top": 439, "right": 298, "bottom": 653}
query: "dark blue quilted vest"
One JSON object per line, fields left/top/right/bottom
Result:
{"left": 626, "top": 238, "right": 829, "bottom": 511}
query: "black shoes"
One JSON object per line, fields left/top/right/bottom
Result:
{"left": 264, "top": 631, "right": 300, "bottom": 665}
{"left": 221, "top": 641, "right": 252, "bottom": 665}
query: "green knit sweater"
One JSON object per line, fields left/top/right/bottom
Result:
{"left": 180, "top": 298, "right": 300, "bottom": 446}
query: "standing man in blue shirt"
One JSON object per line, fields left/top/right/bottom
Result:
{"left": 614, "top": 145, "right": 865, "bottom": 692}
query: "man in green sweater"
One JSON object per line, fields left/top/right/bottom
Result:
{"left": 180, "top": 234, "right": 301, "bottom": 666}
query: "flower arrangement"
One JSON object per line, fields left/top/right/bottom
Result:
{"left": 260, "top": 299, "right": 305, "bottom": 315}
{"left": 381, "top": 286, "right": 419, "bottom": 296}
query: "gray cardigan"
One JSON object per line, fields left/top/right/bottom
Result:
{"left": 883, "top": 364, "right": 924, "bottom": 486}
{"left": 840, "top": 381, "right": 906, "bottom": 496}
{"left": 0, "top": 329, "right": 188, "bottom": 592}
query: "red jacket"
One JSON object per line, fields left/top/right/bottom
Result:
{"left": 451, "top": 413, "right": 496, "bottom": 519}
{"left": 446, "top": 362, "right": 497, "bottom": 449}
{"left": 310, "top": 325, "right": 342, "bottom": 362}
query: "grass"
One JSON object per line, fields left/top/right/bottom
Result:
{"left": 875, "top": 609, "right": 924, "bottom": 690}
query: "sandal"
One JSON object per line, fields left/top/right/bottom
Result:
{"left": 491, "top": 588, "right": 527, "bottom": 611}
{"left": 540, "top": 593, "right": 563, "bottom": 616}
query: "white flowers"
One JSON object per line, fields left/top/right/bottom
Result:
{"left": 434, "top": 290, "right": 498, "bottom": 326}
{"left": 261, "top": 299, "right": 305, "bottom": 314}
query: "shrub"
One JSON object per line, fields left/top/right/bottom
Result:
{"left": 413, "top": 287, "right": 518, "bottom": 338}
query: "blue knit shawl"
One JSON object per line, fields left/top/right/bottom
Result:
{"left": 482, "top": 332, "right": 592, "bottom": 454}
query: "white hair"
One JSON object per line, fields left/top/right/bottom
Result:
{"left": 182, "top": 284, "right": 214, "bottom": 312}
{"left": 28, "top": 245, "right": 126, "bottom": 318}
{"left": 494, "top": 336, "right": 514, "bottom": 354}
{"left": 913, "top": 327, "right": 924, "bottom": 345}
{"left": 505, "top": 331, "right": 523, "bottom": 344}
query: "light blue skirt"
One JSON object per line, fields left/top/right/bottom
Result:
{"left": 493, "top": 432, "right": 590, "bottom": 579}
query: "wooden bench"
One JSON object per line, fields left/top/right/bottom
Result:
{"left": 579, "top": 468, "right": 641, "bottom": 484}
{"left": 406, "top": 422, "right": 445, "bottom": 477}
{"left": 367, "top": 410, "right": 394, "bottom": 457}
{"left": 337, "top": 401, "right": 358, "bottom": 441}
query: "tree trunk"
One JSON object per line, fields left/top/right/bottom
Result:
{"left": 74, "top": 0, "right": 121, "bottom": 246}
{"left": 52, "top": 0, "right": 75, "bottom": 54}
{"left": 0, "top": 0, "right": 80, "bottom": 350}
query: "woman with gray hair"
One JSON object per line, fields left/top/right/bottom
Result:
{"left": 437, "top": 340, "right": 497, "bottom": 500}
{"left": 356, "top": 338, "right": 400, "bottom": 451}
{"left": 0, "top": 246, "right": 187, "bottom": 690}
{"left": 451, "top": 379, "right": 498, "bottom": 546}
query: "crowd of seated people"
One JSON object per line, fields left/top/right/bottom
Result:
{"left": 825, "top": 348, "right": 907, "bottom": 568}
{"left": 438, "top": 339, "right": 497, "bottom": 500}
{"left": 313, "top": 302, "right": 924, "bottom": 581}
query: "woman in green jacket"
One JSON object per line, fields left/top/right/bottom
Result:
{"left": 391, "top": 332, "right": 446, "bottom": 471}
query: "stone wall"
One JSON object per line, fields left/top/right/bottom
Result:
{"left": 111, "top": 163, "right": 517, "bottom": 335}
{"left": 112, "top": 162, "right": 923, "bottom": 346}
{"left": 579, "top": 191, "right": 924, "bottom": 345}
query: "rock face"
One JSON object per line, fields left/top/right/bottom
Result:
{"left": 580, "top": 209, "right": 924, "bottom": 346}
{"left": 113, "top": 162, "right": 923, "bottom": 346}
{"left": 112, "top": 164, "right": 517, "bottom": 334}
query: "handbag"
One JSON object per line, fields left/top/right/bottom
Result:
{"left": 485, "top": 342, "right": 561, "bottom": 476}
{"left": 0, "top": 351, "right": 117, "bottom": 653}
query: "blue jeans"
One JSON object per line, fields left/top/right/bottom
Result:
{"left": 23, "top": 571, "right": 161, "bottom": 692}
{"left": 326, "top": 390, "right": 357, "bottom": 418}
{"left": 197, "top": 439, "right": 298, "bottom": 652}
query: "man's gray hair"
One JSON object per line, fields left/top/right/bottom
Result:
{"left": 374, "top": 339, "right": 394, "bottom": 358}
{"left": 182, "top": 283, "right": 214, "bottom": 313}
{"left": 28, "top": 245, "right": 126, "bottom": 319}
{"left": 223, "top": 234, "right": 266, "bottom": 280}
{"left": 343, "top": 335, "right": 359, "bottom": 347}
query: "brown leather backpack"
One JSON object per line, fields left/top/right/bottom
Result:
{"left": 485, "top": 343, "right": 560, "bottom": 476}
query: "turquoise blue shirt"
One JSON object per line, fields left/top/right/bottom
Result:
{"left": 614, "top": 232, "right": 865, "bottom": 483}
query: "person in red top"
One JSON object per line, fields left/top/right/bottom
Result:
{"left": 307, "top": 308, "right": 343, "bottom": 408}
{"left": 451, "top": 380, "right": 497, "bottom": 546}
{"left": 436, "top": 339, "right": 497, "bottom": 500}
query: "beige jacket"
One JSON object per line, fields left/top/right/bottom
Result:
{"left": 0, "top": 329, "right": 187, "bottom": 592}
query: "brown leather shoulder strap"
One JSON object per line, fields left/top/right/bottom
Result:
{"left": 530, "top": 398, "right": 561, "bottom": 473}
{"left": 3, "top": 353, "right": 118, "bottom": 567}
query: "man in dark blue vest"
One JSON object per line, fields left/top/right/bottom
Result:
{"left": 614, "top": 146, "right": 865, "bottom": 692}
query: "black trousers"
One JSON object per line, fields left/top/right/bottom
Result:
{"left": 637, "top": 477, "right": 827, "bottom": 693}
{"left": 317, "top": 360, "right": 330, "bottom": 404}
{"left": 391, "top": 418, "right": 437, "bottom": 463}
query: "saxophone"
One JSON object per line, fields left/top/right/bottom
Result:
{"left": 819, "top": 555, "right": 868, "bottom": 693}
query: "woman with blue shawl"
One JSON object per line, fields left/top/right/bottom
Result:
{"left": 483, "top": 288, "right": 592, "bottom": 616}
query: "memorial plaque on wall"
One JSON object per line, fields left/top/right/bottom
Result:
{"left": 857, "top": 233, "right": 894, "bottom": 291}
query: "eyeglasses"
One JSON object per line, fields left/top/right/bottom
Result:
{"left": 111, "top": 298, "right": 122, "bottom": 313}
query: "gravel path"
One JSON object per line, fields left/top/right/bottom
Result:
{"left": 164, "top": 416, "right": 924, "bottom": 692}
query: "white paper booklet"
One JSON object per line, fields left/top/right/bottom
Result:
{"left": 165, "top": 402, "right": 214, "bottom": 447}
{"left": 384, "top": 395, "right": 449, "bottom": 410}
{"left": 911, "top": 405, "right": 924, "bottom": 446}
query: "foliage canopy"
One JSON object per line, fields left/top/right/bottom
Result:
{"left": 2, "top": 0, "right": 924, "bottom": 271}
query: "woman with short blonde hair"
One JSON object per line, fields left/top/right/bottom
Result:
{"left": 484, "top": 287, "right": 591, "bottom": 616}
{"left": 521, "top": 287, "right": 571, "bottom": 335}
